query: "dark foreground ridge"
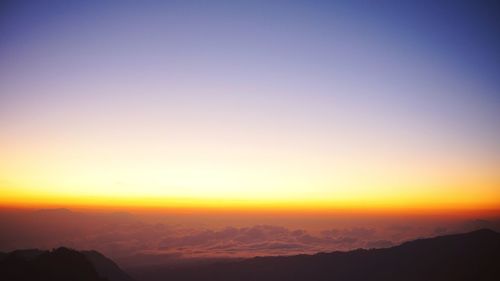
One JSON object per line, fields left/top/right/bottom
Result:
{"left": 0, "top": 247, "right": 133, "bottom": 281}
{"left": 131, "top": 229, "right": 500, "bottom": 281}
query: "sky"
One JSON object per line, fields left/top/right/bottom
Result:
{"left": 1, "top": 0, "right": 500, "bottom": 213}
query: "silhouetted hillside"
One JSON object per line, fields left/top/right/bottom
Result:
{"left": 131, "top": 229, "right": 500, "bottom": 281}
{"left": 0, "top": 247, "right": 106, "bottom": 281}
{"left": 83, "top": 250, "right": 135, "bottom": 281}
{"left": 0, "top": 247, "right": 133, "bottom": 281}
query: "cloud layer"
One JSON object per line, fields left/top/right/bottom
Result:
{"left": 1, "top": 209, "right": 499, "bottom": 267}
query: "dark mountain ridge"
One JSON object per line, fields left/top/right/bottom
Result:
{"left": 0, "top": 247, "right": 133, "bottom": 281}
{"left": 83, "top": 250, "right": 135, "bottom": 281}
{"left": 131, "top": 229, "right": 500, "bottom": 281}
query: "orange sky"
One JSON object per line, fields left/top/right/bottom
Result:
{"left": 1, "top": 128, "right": 499, "bottom": 213}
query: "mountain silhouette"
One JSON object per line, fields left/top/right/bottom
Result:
{"left": 131, "top": 229, "right": 500, "bottom": 281}
{"left": 0, "top": 247, "right": 133, "bottom": 281}
{"left": 83, "top": 250, "right": 135, "bottom": 281}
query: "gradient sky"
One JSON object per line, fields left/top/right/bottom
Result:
{"left": 1, "top": 0, "right": 499, "bottom": 211}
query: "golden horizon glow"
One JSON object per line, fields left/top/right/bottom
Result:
{"left": 1, "top": 122, "right": 499, "bottom": 212}
{"left": 1, "top": 181, "right": 499, "bottom": 213}
{"left": 1, "top": 132, "right": 499, "bottom": 212}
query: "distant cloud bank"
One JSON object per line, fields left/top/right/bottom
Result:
{"left": 0, "top": 209, "right": 498, "bottom": 267}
